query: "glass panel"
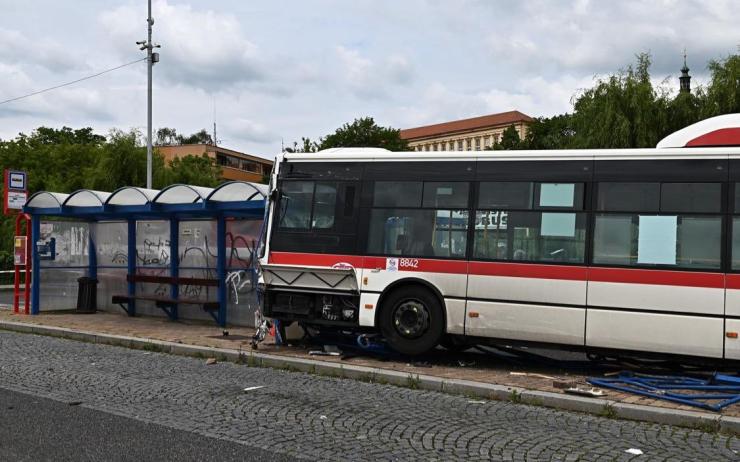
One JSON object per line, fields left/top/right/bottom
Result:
{"left": 278, "top": 181, "right": 313, "bottom": 229}
{"left": 597, "top": 182, "right": 659, "bottom": 212}
{"left": 373, "top": 181, "right": 422, "bottom": 207}
{"left": 538, "top": 183, "right": 575, "bottom": 207}
{"left": 473, "top": 211, "right": 586, "bottom": 263}
{"left": 136, "top": 220, "right": 170, "bottom": 267}
{"left": 677, "top": 216, "right": 721, "bottom": 269}
{"left": 478, "top": 182, "right": 533, "bottom": 209}
{"left": 423, "top": 182, "right": 469, "bottom": 208}
{"left": 593, "top": 213, "right": 721, "bottom": 269}
{"left": 312, "top": 183, "right": 336, "bottom": 229}
{"left": 733, "top": 217, "right": 740, "bottom": 269}
{"left": 593, "top": 215, "right": 634, "bottom": 265}
{"left": 367, "top": 209, "right": 468, "bottom": 258}
{"left": 661, "top": 183, "right": 721, "bottom": 213}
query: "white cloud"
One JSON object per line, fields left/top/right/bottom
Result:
{"left": 99, "top": 0, "right": 263, "bottom": 89}
{"left": 222, "top": 117, "right": 276, "bottom": 144}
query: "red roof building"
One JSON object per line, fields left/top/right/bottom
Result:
{"left": 400, "top": 110, "right": 533, "bottom": 151}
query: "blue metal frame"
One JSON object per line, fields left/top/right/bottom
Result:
{"left": 23, "top": 185, "right": 266, "bottom": 327}
{"left": 588, "top": 372, "right": 740, "bottom": 411}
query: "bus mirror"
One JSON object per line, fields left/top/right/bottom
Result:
{"left": 396, "top": 234, "right": 407, "bottom": 251}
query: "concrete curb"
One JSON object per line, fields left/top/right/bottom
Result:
{"left": 1, "top": 319, "right": 738, "bottom": 435}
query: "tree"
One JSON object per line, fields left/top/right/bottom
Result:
{"left": 154, "top": 127, "right": 214, "bottom": 146}
{"left": 520, "top": 115, "right": 576, "bottom": 150}
{"left": 166, "top": 154, "right": 222, "bottom": 187}
{"left": 569, "top": 53, "right": 671, "bottom": 149}
{"left": 702, "top": 53, "right": 740, "bottom": 117}
{"left": 319, "top": 117, "right": 409, "bottom": 150}
{"left": 177, "top": 129, "right": 213, "bottom": 145}
{"left": 285, "top": 137, "right": 319, "bottom": 153}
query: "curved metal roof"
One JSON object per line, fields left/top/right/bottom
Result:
{"left": 63, "top": 190, "right": 111, "bottom": 207}
{"left": 106, "top": 187, "right": 160, "bottom": 206}
{"left": 25, "top": 192, "right": 70, "bottom": 209}
{"left": 153, "top": 184, "right": 215, "bottom": 204}
{"left": 207, "top": 181, "right": 268, "bottom": 202}
{"left": 24, "top": 181, "right": 268, "bottom": 218}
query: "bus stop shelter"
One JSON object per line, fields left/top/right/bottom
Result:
{"left": 22, "top": 181, "right": 268, "bottom": 327}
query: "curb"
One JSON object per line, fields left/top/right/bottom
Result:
{"left": 1, "top": 319, "right": 738, "bottom": 435}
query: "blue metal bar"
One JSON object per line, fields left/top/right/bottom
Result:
{"left": 126, "top": 219, "right": 136, "bottom": 316}
{"left": 216, "top": 215, "right": 226, "bottom": 327}
{"left": 169, "top": 218, "right": 179, "bottom": 321}
{"left": 30, "top": 215, "right": 40, "bottom": 315}
{"left": 88, "top": 225, "right": 97, "bottom": 280}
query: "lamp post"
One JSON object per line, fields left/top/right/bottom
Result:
{"left": 137, "top": 0, "right": 160, "bottom": 189}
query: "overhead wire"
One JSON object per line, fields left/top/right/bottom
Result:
{"left": 0, "top": 58, "right": 147, "bottom": 106}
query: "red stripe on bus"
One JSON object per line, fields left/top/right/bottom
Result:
{"left": 724, "top": 274, "right": 740, "bottom": 290}
{"left": 468, "top": 261, "right": 588, "bottom": 281}
{"left": 589, "top": 267, "right": 724, "bottom": 289}
{"left": 269, "top": 252, "right": 364, "bottom": 267}
{"left": 268, "top": 252, "right": 726, "bottom": 288}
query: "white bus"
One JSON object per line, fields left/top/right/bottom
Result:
{"left": 260, "top": 115, "right": 740, "bottom": 359}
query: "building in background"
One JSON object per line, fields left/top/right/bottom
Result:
{"left": 158, "top": 144, "right": 273, "bottom": 183}
{"left": 400, "top": 110, "right": 533, "bottom": 151}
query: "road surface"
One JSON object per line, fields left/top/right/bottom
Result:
{"left": 0, "top": 331, "right": 736, "bottom": 461}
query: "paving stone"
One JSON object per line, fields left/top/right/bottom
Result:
{"left": 0, "top": 331, "right": 736, "bottom": 461}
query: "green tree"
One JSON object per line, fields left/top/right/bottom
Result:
{"left": 569, "top": 53, "right": 671, "bottom": 148}
{"left": 296, "top": 117, "right": 409, "bottom": 151}
{"left": 177, "top": 129, "right": 213, "bottom": 145}
{"left": 166, "top": 154, "right": 222, "bottom": 187}
{"left": 702, "top": 53, "right": 740, "bottom": 117}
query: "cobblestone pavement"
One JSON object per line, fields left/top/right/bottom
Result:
{"left": 0, "top": 332, "right": 737, "bottom": 461}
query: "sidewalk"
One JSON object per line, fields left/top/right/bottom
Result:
{"left": 1, "top": 309, "right": 738, "bottom": 434}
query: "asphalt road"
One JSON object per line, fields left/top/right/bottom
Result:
{"left": 0, "top": 331, "right": 737, "bottom": 461}
{"left": 0, "top": 388, "right": 298, "bottom": 462}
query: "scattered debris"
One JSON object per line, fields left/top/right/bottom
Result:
{"left": 205, "top": 357, "right": 217, "bottom": 365}
{"left": 222, "top": 330, "right": 229, "bottom": 337}
{"left": 409, "top": 361, "right": 432, "bottom": 368}
{"left": 467, "top": 400, "right": 487, "bottom": 404}
{"left": 510, "top": 372, "right": 558, "bottom": 381}
{"left": 564, "top": 387, "right": 605, "bottom": 398}
{"left": 552, "top": 380, "right": 578, "bottom": 390}
{"left": 309, "top": 345, "right": 343, "bottom": 356}
{"left": 67, "top": 401, "right": 83, "bottom": 406}
{"left": 319, "top": 415, "right": 327, "bottom": 420}
{"left": 625, "top": 448, "right": 644, "bottom": 455}
{"left": 457, "top": 360, "right": 476, "bottom": 367}
{"left": 243, "top": 386, "right": 264, "bottom": 392}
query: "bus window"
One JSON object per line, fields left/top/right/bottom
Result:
{"left": 474, "top": 211, "right": 586, "bottom": 263}
{"left": 367, "top": 209, "right": 468, "bottom": 258}
{"left": 373, "top": 182, "right": 422, "bottom": 207}
{"left": 278, "top": 181, "right": 313, "bottom": 229}
{"left": 422, "top": 182, "right": 469, "bottom": 208}
{"left": 478, "top": 182, "right": 532, "bottom": 209}
{"left": 593, "top": 214, "right": 721, "bottom": 269}
{"left": 312, "top": 183, "right": 337, "bottom": 229}
{"left": 597, "top": 182, "right": 659, "bottom": 212}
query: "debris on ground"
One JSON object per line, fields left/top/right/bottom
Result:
{"left": 467, "top": 400, "right": 486, "bottom": 404}
{"left": 552, "top": 380, "right": 578, "bottom": 389}
{"left": 510, "top": 371, "right": 558, "bottom": 380}
{"left": 309, "top": 345, "right": 342, "bottom": 356}
{"left": 243, "top": 386, "right": 264, "bottom": 392}
{"left": 205, "top": 357, "right": 217, "bottom": 365}
{"left": 564, "top": 387, "right": 605, "bottom": 398}
{"left": 625, "top": 448, "right": 644, "bottom": 455}
{"left": 457, "top": 360, "right": 476, "bottom": 367}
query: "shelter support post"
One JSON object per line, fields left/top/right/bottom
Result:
{"left": 217, "top": 215, "right": 227, "bottom": 327}
{"left": 126, "top": 219, "right": 136, "bottom": 316}
{"left": 168, "top": 218, "right": 179, "bottom": 321}
{"left": 30, "top": 215, "right": 40, "bottom": 315}
{"left": 88, "top": 223, "right": 97, "bottom": 281}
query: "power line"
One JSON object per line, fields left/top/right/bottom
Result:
{"left": 0, "top": 58, "right": 147, "bottom": 106}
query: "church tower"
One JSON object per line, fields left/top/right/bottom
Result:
{"left": 679, "top": 51, "right": 691, "bottom": 94}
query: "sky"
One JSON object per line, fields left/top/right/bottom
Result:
{"left": 0, "top": 0, "right": 738, "bottom": 159}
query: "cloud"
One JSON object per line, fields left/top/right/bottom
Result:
{"left": 334, "top": 46, "right": 415, "bottom": 99}
{"left": 0, "top": 28, "right": 84, "bottom": 73}
{"left": 222, "top": 117, "right": 276, "bottom": 144}
{"left": 99, "top": 0, "right": 263, "bottom": 89}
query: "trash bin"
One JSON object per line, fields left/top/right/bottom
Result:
{"left": 76, "top": 277, "right": 98, "bottom": 313}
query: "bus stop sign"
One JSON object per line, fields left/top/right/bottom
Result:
{"left": 4, "top": 170, "right": 28, "bottom": 215}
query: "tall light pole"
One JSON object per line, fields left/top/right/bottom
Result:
{"left": 137, "top": 0, "right": 160, "bottom": 189}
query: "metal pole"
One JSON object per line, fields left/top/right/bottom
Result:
{"left": 146, "top": 0, "right": 153, "bottom": 189}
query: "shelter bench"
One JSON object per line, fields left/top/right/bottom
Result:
{"left": 113, "top": 274, "right": 220, "bottom": 321}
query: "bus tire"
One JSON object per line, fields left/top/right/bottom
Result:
{"left": 379, "top": 286, "right": 445, "bottom": 356}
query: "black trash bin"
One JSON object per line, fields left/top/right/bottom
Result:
{"left": 76, "top": 277, "right": 98, "bottom": 313}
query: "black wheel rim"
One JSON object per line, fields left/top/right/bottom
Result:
{"left": 392, "top": 298, "right": 430, "bottom": 339}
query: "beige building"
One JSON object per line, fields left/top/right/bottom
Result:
{"left": 158, "top": 144, "right": 273, "bottom": 183}
{"left": 400, "top": 110, "right": 533, "bottom": 151}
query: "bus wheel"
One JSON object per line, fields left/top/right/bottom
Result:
{"left": 379, "top": 287, "right": 444, "bottom": 356}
